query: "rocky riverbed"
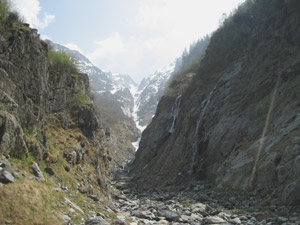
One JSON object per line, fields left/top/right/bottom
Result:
{"left": 84, "top": 175, "right": 300, "bottom": 225}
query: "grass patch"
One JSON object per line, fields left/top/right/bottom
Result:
{"left": 0, "top": 178, "right": 65, "bottom": 225}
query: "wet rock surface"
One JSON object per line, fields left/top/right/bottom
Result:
{"left": 104, "top": 176, "right": 300, "bottom": 225}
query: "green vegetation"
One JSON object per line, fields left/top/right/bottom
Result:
{"left": 0, "top": 0, "right": 22, "bottom": 25}
{"left": 72, "top": 86, "right": 92, "bottom": 106}
{"left": 164, "top": 36, "right": 209, "bottom": 96}
{"left": 49, "top": 49, "right": 79, "bottom": 73}
{"left": 0, "top": 0, "right": 10, "bottom": 22}
{"left": 174, "top": 36, "right": 210, "bottom": 75}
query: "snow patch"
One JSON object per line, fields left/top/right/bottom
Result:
{"left": 132, "top": 137, "right": 141, "bottom": 151}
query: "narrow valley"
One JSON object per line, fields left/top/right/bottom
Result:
{"left": 1, "top": 0, "right": 300, "bottom": 224}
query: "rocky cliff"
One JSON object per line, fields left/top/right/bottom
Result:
{"left": 130, "top": 0, "right": 300, "bottom": 206}
{"left": 0, "top": 15, "right": 112, "bottom": 224}
{"left": 45, "top": 40, "right": 140, "bottom": 175}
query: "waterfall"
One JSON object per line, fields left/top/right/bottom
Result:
{"left": 190, "top": 85, "right": 217, "bottom": 172}
{"left": 195, "top": 85, "right": 217, "bottom": 134}
{"left": 190, "top": 59, "right": 243, "bottom": 174}
{"left": 168, "top": 95, "right": 182, "bottom": 133}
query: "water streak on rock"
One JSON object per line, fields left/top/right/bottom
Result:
{"left": 168, "top": 95, "right": 182, "bottom": 133}
{"left": 191, "top": 86, "right": 217, "bottom": 172}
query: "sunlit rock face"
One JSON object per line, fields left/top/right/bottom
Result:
{"left": 130, "top": 0, "right": 300, "bottom": 206}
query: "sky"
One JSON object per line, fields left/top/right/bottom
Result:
{"left": 11, "top": 0, "right": 245, "bottom": 83}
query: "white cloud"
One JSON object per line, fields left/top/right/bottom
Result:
{"left": 88, "top": 0, "right": 245, "bottom": 82}
{"left": 40, "top": 34, "right": 52, "bottom": 41}
{"left": 64, "top": 43, "right": 84, "bottom": 54}
{"left": 134, "top": 0, "right": 245, "bottom": 53}
{"left": 88, "top": 33, "right": 125, "bottom": 60}
{"left": 87, "top": 33, "right": 143, "bottom": 77}
{"left": 11, "top": 0, "right": 55, "bottom": 29}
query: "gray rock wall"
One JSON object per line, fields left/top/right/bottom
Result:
{"left": 130, "top": 0, "right": 300, "bottom": 205}
{"left": 0, "top": 22, "right": 111, "bottom": 190}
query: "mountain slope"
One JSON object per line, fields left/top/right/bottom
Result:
{"left": 133, "top": 63, "right": 175, "bottom": 131}
{"left": 0, "top": 16, "right": 113, "bottom": 223}
{"left": 46, "top": 40, "right": 140, "bottom": 174}
{"left": 130, "top": 0, "right": 300, "bottom": 206}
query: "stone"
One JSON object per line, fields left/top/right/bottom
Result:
{"left": 69, "top": 208, "right": 75, "bottom": 214}
{"left": 62, "top": 215, "right": 71, "bottom": 223}
{"left": 132, "top": 210, "right": 154, "bottom": 220}
{"left": 30, "top": 162, "right": 45, "bottom": 182}
{"left": 157, "top": 220, "right": 169, "bottom": 224}
{"left": 64, "top": 165, "right": 70, "bottom": 172}
{"left": 0, "top": 170, "right": 15, "bottom": 183}
{"left": 156, "top": 210, "right": 181, "bottom": 222}
{"left": 64, "top": 197, "right": 84, "bottom": 214}
{"left": 291, "top": 137, "right": 300, "bottom": 144}
{"left": 12, "top": 171, "right": 19, "bottom": 178}
{"left": 89, "top": 194, "right": 100, "bottom": 202}
{"left": 277, "top": 217, "right": 288, "bottom": 223}
{"left": 78, "top": 186, "right": 88, "bottom": 194}
{"left": 85, "top": 216, "right": 110, "bottom": 225}
{"left": 53, "top": 188, "right": 61, "bottom": 192}
{"left": 116, "top": 215, "right": 126, "bottom": 221}
{"left": 0, "top": 159, "right": 12, "bottom": 171}
{"left": 44, "top": 167, "right": 55, "bottom": 176}
{"left": 112, "top": 221, "right": 126, "bottom": 225}
{"left": 229, "top": 217, "right": 242, "bottom": 224}
{"left": 191, "top": 202, "right": 206, "bottom": 214}
{"left": 204, "top": 216, "right": 227, "bottom": 224}
{"left": 282, "top": 178, "right": 300, "bottom": 205}
{"left": 189, "top": 213, "right": 203, "bottom": 222}
{"left": 61, "top": 186, "right": 68, "bottom": 191}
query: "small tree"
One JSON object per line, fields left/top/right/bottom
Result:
{"left": 49, "top": 49, "right": 79, "bottom": 73}
{"left": 0, "top": 0, "right": 10, "bottom": 22}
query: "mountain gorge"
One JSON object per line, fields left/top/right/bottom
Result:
{"left": 2, "top": 0, "right": 300, "bottom": 224}
{"left": 46, "top": 40, "right": 141, "bottom": 173}
{"left": 131, "top": 0, "right": 300, "bottom": 208}
{"left": 46, "top": 39, "right": 176, "bottom": 154}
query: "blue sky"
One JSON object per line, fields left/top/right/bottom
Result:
{"left": 11, "top": 0, "right": 245, "bottom": 83}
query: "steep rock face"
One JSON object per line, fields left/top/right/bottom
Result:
{"left": 45, "top": 40, "right": 140, "bottom": 174}
{"left": 131, "top": 0, "right": 300, "bottom": 205}
{"left": 0, "top": 22, "right": 110, "bottom": 190}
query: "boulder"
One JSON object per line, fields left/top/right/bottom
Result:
{"left": 85, "top": 217, "right": 109, "bottom": 225}
{"left": 132, "top": 210, "right": 155, "bottom": 220}
{"left": 0, "top": 170, "right": 14, "bottom": 183}
{"left": 204, "top": 216, "right": 227, "bottom": 224}
{"left": 30, "top": 162, "right": 45, "bottom": 182}
{"left": 156, "top": 210, "right": 180, "bottom": 222}
{"left": 62, "top": 215, "right": 71, "bottom": 223}
{"left": 44, "top": 167, "right": 55, "bottom": 176}
{"left": 0, "top": 159, "right": 12, "bottom": 171}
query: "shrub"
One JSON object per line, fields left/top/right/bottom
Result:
{"left": 0, "top": 0, "right": 22, "bottom": 25}
{"left": 0, "top": 0, "right": 10, "bottom": 22}
{"left": 49, "top": 49, "right": 79, "bottom": 73}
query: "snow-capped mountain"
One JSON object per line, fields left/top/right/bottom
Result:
{"left": 133, "top": 62, "right": 175, "bottom": 130}
{"left": 46, "top": 40, "right": 138, "bottom": 119}
{"left": 46, "top": 39, "right": 175, "bottom": 152}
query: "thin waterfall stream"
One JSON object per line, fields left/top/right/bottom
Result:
{"left": 168, "top": 95, "right": 182, "bottom": 133}
{"left": 190, "top": 85, "right": 217, "bottom": 172}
